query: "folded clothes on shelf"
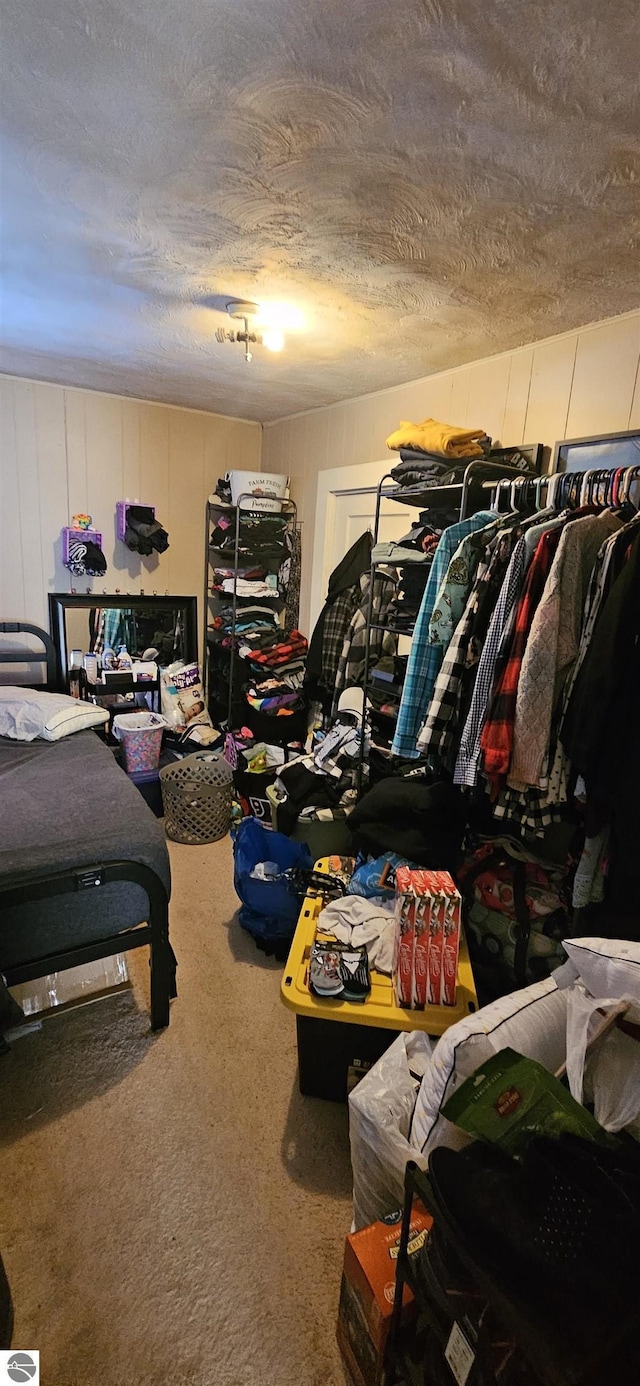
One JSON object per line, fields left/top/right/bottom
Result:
{"left": 248, "top": 630, "right": 308, "bottom": 668}
{"left": 371, "top": 541, "right": 428, "bottom": 565}
{"left": 385, "top": 418, "right": 488, "bottom": 459}
{"left": 210, "top": 513, "right": 289, "bottom": 554}
{"left": 213, "top": 565, "right": 269, "bottom": 580}
{"left": 246, "top": 689, "right": 302, "bottom": 714}
{"left": 253, "top": 668, "right": 306, "bottom": 694}
{"left": 390, "top": 461, "right": 450, "bottom": 487}
{"left": 220, "top": 578, "right": 280, "bottom": 597}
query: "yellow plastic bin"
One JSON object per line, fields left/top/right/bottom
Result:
{"left": 281, "top": 857, "right": 478, "bottom": 1101}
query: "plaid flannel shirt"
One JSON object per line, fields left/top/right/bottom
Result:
{"left": 479, "top": 527, "right": 562, "bottom": 787}
{"left": 319, "top": 580, "right": 364, "bottom": 697}
{"left": 332, "top": 574, "right": 395, "bottom": 715}
{"left": 391, "top": 512, "right": 496, "bottom": 758}
{"left": 417, "top": 527, "right": 516, "bottom": 770}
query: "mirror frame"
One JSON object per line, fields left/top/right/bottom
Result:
{"left": 48, "top": 592, "right": 198, "bottom": 690}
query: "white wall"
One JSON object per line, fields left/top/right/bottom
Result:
{"left": 263, "top": 310, "right": 640, "bottom": 632}
{"left": 0, "top": 376, "right": 261, "bottom": 637}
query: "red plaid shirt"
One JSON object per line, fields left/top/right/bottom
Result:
{"left": 480, "top": 528, "right": 562, "bottom": 788}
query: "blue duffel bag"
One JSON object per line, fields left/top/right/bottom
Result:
{"left": 233, "top": 816, "right": 312, "bottom": 955}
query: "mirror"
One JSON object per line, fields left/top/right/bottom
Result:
{"left": 49, "top": 593, "right": 198, "bottom": 690}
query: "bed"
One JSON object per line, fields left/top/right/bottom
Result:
{"left": 0, "top": 622, "right": 175, "bottom": 1030}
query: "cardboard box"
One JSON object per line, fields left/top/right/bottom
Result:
{"left": 413, "top": 890, "right": 431, "bottom": 1009}
{"left": 337, "top": 1204, "right": 433, "bottom": 1386}
{"left": 393, "top": 867, "right": 416, "bottom": 1009}
{"left": 441, "top": 886, "right": 462, "bottom": 1007}
{"left": 427, "top": 884, "right": 445, "bottom": 1007}
{"left": 394, "top": 868, "right": 462, "bottom": 1009}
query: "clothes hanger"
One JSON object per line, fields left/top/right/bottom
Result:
{"left": 580, "top": 469, "right": 597, "bottom": 506}
{"left": 547, "top": 471, "right": 561, "bottom": 510}
{"left": 623, "top": 464, "right": 640, "bottom": 508}
{"left": 535, "top": 474, "right": 547, "bottom": 509}
{"left": 611, "top": 466, "right": 625, "bottom": 507}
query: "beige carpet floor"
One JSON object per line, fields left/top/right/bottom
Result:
{"left": 0, "top": 837, "right": 354, "bottom": 1386}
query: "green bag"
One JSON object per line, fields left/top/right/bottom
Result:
{"left": 443, "top": 1048, "right": 607, "bottom": 1156}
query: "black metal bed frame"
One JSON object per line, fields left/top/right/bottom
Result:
{"left": 0, "top": 621, "right": 175, "bottom": 1030}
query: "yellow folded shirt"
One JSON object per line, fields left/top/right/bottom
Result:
{"left": 386, "top": 417, "right": 485, "bottom": 458}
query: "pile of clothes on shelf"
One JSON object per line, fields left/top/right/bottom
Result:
{"left": 210, "top": 565, "right": 280, "bottom": 600}
{"left": 385, "top": 417, "right": 491, "bottom": 495}
{"left": 208, "top": 500, "right": 304, "bottom": 732}
{"left": 209, "top": 509, "right": 290, "bottom": 559}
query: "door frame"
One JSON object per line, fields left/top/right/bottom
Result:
{"left": 309, "top": 460, "right": 395, "bottom": 630}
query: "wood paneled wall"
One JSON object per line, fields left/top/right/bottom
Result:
{"left": 263, "top": 310, "right": 640, "bottom": 633}
{"left": 0, "top": 377, "right": 261, "bottom": 636}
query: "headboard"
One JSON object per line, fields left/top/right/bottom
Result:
{"left": 0, "top": 621, "right": 58, "bottom": 690}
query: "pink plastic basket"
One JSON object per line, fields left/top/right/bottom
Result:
{"left": 113, "top": 714, "right": 165, "bottom": 773}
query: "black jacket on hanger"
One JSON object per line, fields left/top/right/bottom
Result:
{"left": 305, "top": 531, "right": 372, "bottom": 706}
{"left": 561, "top": 532, "right": 640, "bottom": 918}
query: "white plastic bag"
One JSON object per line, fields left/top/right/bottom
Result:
{"left": 348, "top": 1031, "right": 432, "bottom": 1230}
{"left": 566, "top": 984, "right": 640, "bottom": 1136}
{"left": 160, "top": 661, "right": 212, "bottom": 731}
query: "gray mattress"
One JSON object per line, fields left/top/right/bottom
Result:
{"left": 0, "top": 730, "right": 171, "bottom": 967}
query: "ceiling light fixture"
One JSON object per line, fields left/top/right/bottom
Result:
{"left": 215, "top": 299, "right": 287, "bottom": 363}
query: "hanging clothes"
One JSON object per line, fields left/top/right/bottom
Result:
{"left": 391, "top": 512, "right": 496, "bottom": 759}
{"left": 560, "top": 531, "right": 640, "bottom": 916}
{"left": 417, "top": 523, "right": 519, "bottom": 770}
{"left": 454, "top": 534, "right": 529, "bottom": 787}
{"left": 331, "top": 572, "right": 395, "bottom": 716}
{"left": 546, "top": 514, "right": 640, "bottom": 809}
{"left": 478, "top": 527, "right": 562, "bottom": 789}
{"left": 282, "top": 526, "right": 302, "bottom": 631}
{"left": 305, "top": 531, "right": 372, "bottom": 716}
{"left": 507, "top": 510, "right": 623, "bottom": 789}
{"left": 92, "top": 608, "right": 135, "bottom": 658}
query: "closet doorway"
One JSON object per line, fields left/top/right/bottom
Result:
{"left": 310, "top": 461, "right": 413, "bottom": 628}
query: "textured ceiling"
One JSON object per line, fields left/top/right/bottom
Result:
{"left": 1, "top": 0, "right": 639, "bottom": 423}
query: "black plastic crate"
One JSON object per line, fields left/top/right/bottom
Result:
{"left": 296, "top": 1015, "right": 400, "bottom": 1102}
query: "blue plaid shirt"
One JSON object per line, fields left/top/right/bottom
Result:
{"left": 392, "top": 512, "right": 496, "bottom": 758}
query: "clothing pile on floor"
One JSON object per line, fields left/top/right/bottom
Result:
{"left": 270, "top": 716, "right": 364, "bottom": 835}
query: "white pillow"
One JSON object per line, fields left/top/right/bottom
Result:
{"left": 410, "top": 976, "right": 569, "bottom": 1158}
{"left": 563, "top": 938, "right": 640, "bottom": 1006}
{"left": 0, "top": 686, "right": 109, "bottom": 741}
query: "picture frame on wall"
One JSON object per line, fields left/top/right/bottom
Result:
{"left": 553, "top": 428, "right": 640, "bottom": 474}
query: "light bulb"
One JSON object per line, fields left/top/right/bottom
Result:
{"left": 263, "top": 328, "right": 284, "bottom": 353}
{"left": 257, "top": 303, "right": 304, "bottom": 332}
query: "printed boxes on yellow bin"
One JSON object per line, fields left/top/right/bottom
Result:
{"left": 337, "top": 1204, "right": 433, "bottom": 1386}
